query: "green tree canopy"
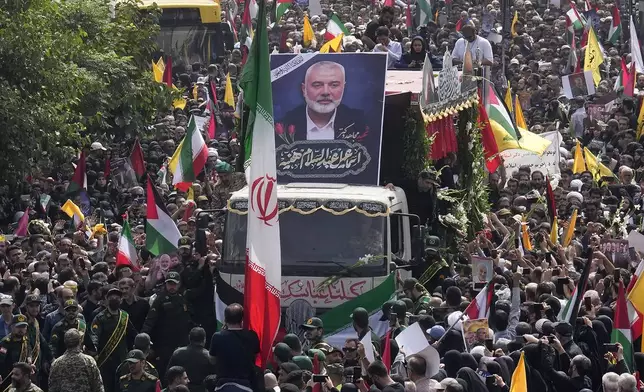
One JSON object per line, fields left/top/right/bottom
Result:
{"left": 0, "top": 0, "right": 174, "bottom": 185}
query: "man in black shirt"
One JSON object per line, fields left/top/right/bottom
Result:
{"left": 366, "top": 360, "right": 405, "bottom": 392}
{"left": 362, "top": 7, "right": 395, "bottom": 50}
{"left": 209, "top": 304, "right": 260, "bottom": 392}
{"left": 386, "top": 170, "right": 439, "bottom": 226}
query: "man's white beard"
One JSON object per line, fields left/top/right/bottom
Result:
{"left": 304, "top": 92, "right": 342, "bottom": 114}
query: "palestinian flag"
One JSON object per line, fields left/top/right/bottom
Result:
{"left": 322, "top": 274, "right": 396, "bottom": 348}
{"left": 14, "top": 208, "right": 29, "bottom": 237}
{"left": 417, "top": 0, "right": 432, "bottom": 26}
{"left": 559, "top": 255, "right": 591, "bottom": 323}
{"left": 324, "top": 14, "right": 349, "bottom": 41}
{"left": 116, "top": 218, "right": 139, "bottom": 271}
{"left": 168, "top": 116, "right": 208, "bottom": 191}
{"left": 608, "top": 6, "right": 621, "bottom": 44}
{"left": 486, "top": 84, "right": 551, "bottom": 155}
{"left": 477, "top": 96, "right": 502, "bottom": 173}
{"left": 564, "top": 15, "right": 575, "bottom": 45}
{"left": 613, "top": 281, "right": 633, "bottom": 371}
{"left": 614, "top": 58, "right": 635, "bottom": 96}
{"left": 215, "top": 271, "right": 245, "bottom": 329}
{"left": 67, "top": 151, "right": 87, "bottom": 194}
{"left": 275, "top": 0, "right": 292, "bottom": 22}
{"left": 464, "top": 282, "right": 493, "bottom": 320}
{"left": 145, "top": 176, "right": 181, "bottom": 256}
{"left": 566, "top": 4, "right": 586, "bottom": 30}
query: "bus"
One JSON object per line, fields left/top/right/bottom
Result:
{"left": 139, "top": 0, "right": 233, "bottom": 70}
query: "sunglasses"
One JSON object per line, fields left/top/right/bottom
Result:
{"left": 342, "top": 347, "right": 357, "bottom": 352}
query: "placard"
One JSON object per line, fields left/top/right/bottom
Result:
{"left": 462, "top": 318, "right": 491, "bottom": 351}
{"left": 270, "top": 53, "right": 387, "bottom": 185}
{"left": 562, "top": 71, "right": 596, "bottom": 99}
{"left": 500, "top": 131, "right": 561, "bottom": 178}
{"left": 471, "top": 256, "right": 494, "bottom": 286}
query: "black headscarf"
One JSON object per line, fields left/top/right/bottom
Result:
{"left": 456, "top": 368, "right": 488, "bottom": 392}
{"left": 443, "top": 350, "right": 462, "bottom": 378}
{"left": 596, "top": 315, "right": 613, "bottom": 336}
{"left": 402, "top": 36, "right": 426, "bottom": 64}
{"left": 494, "top": 357, "right": 513, "bottom": 387}
{"left": 461, "top": 353, "right": 479, "bottom": 371}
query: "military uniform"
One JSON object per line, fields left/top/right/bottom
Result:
{"left": 0, "top": 315, "right": 33, "bottom": 383}
{"left": 7, "top": 382, "right": 43, "bottom": 392}
{"left": 115, "top": 360, "right": 159, "bottom": 379}
{"left": 117, "top": 372, "right": 159, "bottom": 392}
{"left": 300, "top": 317, "right": 327, "bottom": 352}
{"left": 91, "top": 290, "right": 138, "bottom": 392}
{"left": 50, "top": 318, "right": 91, "bottom": 358}
{"left": 412, "top": 293, "right": 432, "bottom": 315}
{"left": 209, "top": 172, "right": 246, "bottom": 209}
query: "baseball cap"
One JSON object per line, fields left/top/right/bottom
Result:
{"left": 301, "top": 317, "right": 323, "bottom": 329}
{"left": 554, "top": 321, "right": 573, "bottom": 338}
{"left": 107, "top": 287, "right": 122, "bottom": 297}
{"left": 166, "top": 271, "right": 181, "bottom": 283}
{"left": 379, "top": 300, "right": 396, "bottom": 321}
{"left": 391, "top": 301, "right": 407, "bottom": 319}
{"left": 178, "top": 236, "right": 192, "bottom": 249}
{"left": 64, "top": 299, "right": 79, "bottom": 310}
{"left": 350, "top": 307, "right": 369, "bottom": 326}
{"left": 91, "top": 142, "right": 107, "bottom": 151}
{"left": 25, "top": 294, "right": 40, "bottom": 305}
{"left": 0, "top": 295, "right": 13, "bottom": 306}
{"left": 125, "top": 349, "right": 146, "bottom": 363}
{"left": 402, "top": 278, "right": 419, "bottom": 291}
{"left": 427, "top": 325, "right": 446, "bottom": 340}
{"left": 11, "top": 314, "right": 28, "bottom": 327}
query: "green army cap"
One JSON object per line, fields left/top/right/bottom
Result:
{"left": 307, "top": 349, "right": 326, "bottom": 362}
{"left": 403, "top": 278, "right": 419, "bottom": 291}
{"left": 166, "top": 271, "right": 181, "bottom": 283}
{"left": 379, "top": 300, "right": 396, "bottom": 321}
{"left": 214, "top": 161, "right": 233, "bottom": 173}
{"left": 11, "top": 314, "right": 27, "bottom": 327}
{"left": 273, "top": 342, "right": 292, "bottom": 362}
{"left": 300, "top": 317, "right": 323, "bottom": 330}
{"left": 291, "top": 355, "right": 313, "bottom": 371}
{"left": 125, "top": 349, "right": 146, "bottom": 363}
{"left": 64, "top": 299, "right": 79, "bottom": 310}
{"left": 350, "top": 307, "right": 369, "bottom": 326}
{"left": 282, "top": 334, "right": 302, "bottom": 352}
{"left": 178, "top": 236, "right": 192, "bottom": 249}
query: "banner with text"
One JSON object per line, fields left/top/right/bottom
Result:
{"left": 270, "top": 53, "right": 387, "bottom": 185}
{"left": 501, "top": 131, "right": 561, "bottom": 178}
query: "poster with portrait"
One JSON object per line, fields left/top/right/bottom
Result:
{"left": 600, "top": 238, "right": 635, "bottom": 269}
{"left": 471, "top": 256, "right": 494, "bottom": 286}
{"left": 562, "top": 71, "right": 596, "bottom": 99}
{"left": 462, "top": 318, "right": 491, "bottom": 351}
{"left": 270, "top": 53, "right": 387, "bottom": 185}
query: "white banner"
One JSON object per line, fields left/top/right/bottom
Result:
{"left": 501, "top": 131, "right": 561, "bottom": 178}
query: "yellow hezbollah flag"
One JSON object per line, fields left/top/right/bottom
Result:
{"left": 514, "top": 95, "right": 527, "bottom": 129}
{"left": 303, "top": 15, "right": 314, "bottom": 47}
{"left": 320, "top": 33, "right": 343, "bottom": 53}
{"left": 156, "top": 57, "right": 165, "bottom": 73}
{"left": 521, "top": 221, "right": 532, "bottom": 251}
{"left": 510, "top": 352, "right": 527, "bottom": 392}
{"left": 550, "top": 217, "right": 559, "bottom": 244}
{"left": 491, "top": 125, "right": 552, "bottom": 155}
{"left": 505, "top": 82, "right": 513, "bottom": 112}
{"left": 637, "top": 100, "right": 644, "bottom": 140}
{"left": 511, "top": 11, "right": 519, "bottom": 37}
{"left": 563, "top": 209, "right": 578, "bottom": 247}
{"left": 61, "top": 200, "right": 85, "bottom": 228}
{"left": 187, "top": 186, "right": 195, "bottom": 201}
{"left": 583, "top": 147, "right": 613, "bottom": 181}
{"left": 628, "top": 273, "right": 644, "bottom": 316}
{"left": 224, "top": 73, "right": 235, "bottom": 108}
{"left": 153, "top": 61, "right": 163, "bottom": 83}
{"left": 584, "top": 26, "right": 604, "bottom": 86}
{"left": 572, "top": 140, "right": 586, "bottom": 174}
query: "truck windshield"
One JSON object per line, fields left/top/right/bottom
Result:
{"left": 222, "top": 209, "right": 387, "bottom": 277}
{"left": 157, "top": 25, "right": 216, "bottom": 68}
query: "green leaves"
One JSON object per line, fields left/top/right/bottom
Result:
{"left": 0, "top": 0, "right": 172, "bottom": 185}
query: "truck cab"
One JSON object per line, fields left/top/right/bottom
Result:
{"left": 218, "top": 183, "right": 419, "bottom": 312}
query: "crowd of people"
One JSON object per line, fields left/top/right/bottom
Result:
{"left": 0, "top": 0, "right": 643, "bottom": 391}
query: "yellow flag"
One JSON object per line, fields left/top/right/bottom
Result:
{"left": 192, "top": 85, "right": 198, "bottom": 100}
{"left": 521, "top": 221, "right": 532, "bottom": 251}
{"left": 504, "top": 82, "right": 513, "bottom": 112}
{"left": 510, "top": 352, "right": 527, "bottom": 392}
{"left": 583, "top": 147, "right": 614, "bottom": 181}
{"left": 572, "top": 140, "right": 586, "bottom": 174}
{"left": 224, "top": 73, "right": 235, "bottom": 108}
{"left": 61, "top": 199, "right": 85, "bottom": 228}
{"left": 173, "top": 97, "right": 187, "bottom": 110}
{"left": 550, "top": 217, "right": 559, "bottom": 244}
{"left": 563, "top": 209, "right": 578, "bottom": 247}
{"left": 511, "top": 11, "right": 519, "bottom": 37}
{"left": 90, "top": 223, "right": 107, "bottom": 239}
{"left": 515, "top": 95, "right": 527, "bottom": 129}
{"left": 153, "top": 61, "right": 164, "bottom": 83}
{"left": 156, "top": 57, "right": 165, "bottom": 73}
{"left": 320, "top": 33, "right": 343, "bottom": 53}
{"left": 628, "top": 273, "right": 644, "bottom": 316}
{"left": 187, "top": 186, "right": 195, "bottom": 201}
{"left": 303, "top": 15, "right": 314, "bottom": 47}
{"left": 584, "top": 27, "right": 604, "bottom": 86}
{"left": 637, "top": 101, "right": 644, "bottom": 140}
{"left": 491, "top": 124, "right": 551, "bottom": 155}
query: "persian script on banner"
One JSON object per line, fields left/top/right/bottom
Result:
{"left": 500, "top": 132, "right": 561, "bottom": 178}
{"left": 269, "top": 53, "right": 387, "bottom": 185}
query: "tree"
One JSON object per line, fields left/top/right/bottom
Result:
{"left": 0, "top": 0, "right": 174, "bottom": 186}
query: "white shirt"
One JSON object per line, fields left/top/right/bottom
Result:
{"left": 451, "top": 36, "right": 493, "bottom": 63}
{"left": 306, "top": 107, "right": 336, "bottom": 140}
{"left": 374, "top": 40, "right": 402, "bottom": 68}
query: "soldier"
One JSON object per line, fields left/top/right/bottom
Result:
{"left": 142, "top": 271, "right": 193, "bottom": 380}
{"left": 350, "top": 308, "right": 381, "bottom": 354}
{"left": 0, "top": 315, "right": 33, "bottom": 388}
{"left": 117, "top": 350, "right": 160, "bottom": 392}
{"left": 115, "top": 333, "right": 159, "bottom": 379}
{"left": 402, "top": 278, "right": 432, "bottom": 315}
{"left": 50, "top": 300, "right": 92, "bottom": 358}
{"left": 48, "top": 329, "right": 103, "bottom": 392}
{"left": 379, "top": 300, "right": 407, "bottom": 340}
{"left": 91, "top": 287, "right": 138, "bottom": 392}
{"left": 300, "top": 317, "right": 326, "bottom": 352}
{"left": 23, "top": 294, "right": 52, "bottom": 387}
{"left": 7, "top": 362, "right": 42, "bottom": 392}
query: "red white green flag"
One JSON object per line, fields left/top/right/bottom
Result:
{"left": 275, "top": 0, "right": 292, "bottom": 22}
{"left": 145, "top": 176, "right": 181, "bottom": 256}
{"left": 324, "top": 14, "right": 349, "bottom": 41}
{"left": 612, "top": 281, "right": 633, "bottom": 371}
{"left": 566, "top": 4, "right": 586, "bottom": 30}
{"left": 117, "top": 217, "right": 139, "bottom": 270}
{"left": 608, "top": 6, "right": 622, "bottom": 44}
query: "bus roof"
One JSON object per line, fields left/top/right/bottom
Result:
{"left": 138, "top": 0, "right": 221, "bottom": 23}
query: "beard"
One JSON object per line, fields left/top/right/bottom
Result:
{"left": 304, "top": 92, "right": 342, "bottom": 114}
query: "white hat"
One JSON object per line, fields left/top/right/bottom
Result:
{"left": 91, "top": 142, "right": 107, "bottom": 151}
{"left": 570, "top": 179, "right": 583, "bottom": 191}
{"left": 447, "top": 311, "right": 464, "bottom": 332}
{"left": 0, "top": 295, "right": 13, "bottom": 306}
{"left": 208, "top": 148, "right": 219, "bottom": 158}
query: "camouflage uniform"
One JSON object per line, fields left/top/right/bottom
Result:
{"left": 48, "top": 347, "right": 104, "bottom": 392}
{"left": 209, "top": 173, "right": 246, "bottom": 209}
{"left": 412, "top": 293, "right": 432, "bottom": 315}
{"left": 8, "top": 383, "right": 43, "bottom": 392}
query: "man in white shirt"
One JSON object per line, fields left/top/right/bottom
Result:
{"left": 373, "top": 26, "right": 402, "bottom": 69}
{"left": 451, "top": 24, "right": 494, "bottom": 66}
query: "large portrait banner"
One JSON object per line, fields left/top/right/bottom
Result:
{"left": 270, "top": 53, "right": 387, "bottom": 185}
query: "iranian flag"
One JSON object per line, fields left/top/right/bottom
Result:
{"left": 566, "top": 4, "right": 585, "bottom": 30}
{"left": 613, "top": 281, "right": 633, "bottom": 370}
{"left": 275, "top": 0, "right": 292, "bottom": 22}
{"left": 464, "top": 282, "right": 493, "bottom": 319}
{"left": 168, "top": 115, "right": 208, "bottom": 191}
{"left": 239, "top": 0, "right": 282, "bottom": 368}
{"left": 608, "top": 6, "right": 621, "bottom": 44}
{"left": 325, "top": 14, "right": 349, "bottom": 41}
{"left": 116, "top": 217, "right": 139, "bottom": 270}
{"left": 145, "top": 175, "right": 181, "bottom": 256}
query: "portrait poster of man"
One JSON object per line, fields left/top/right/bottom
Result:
{"left": 270, "top": 53, "right": 387, "bottom": 185}
{"left": 562, "top": 71, "right": 595, "bottom": 99}
{"left": 462, "top": 318, "right": 491, "bottom": 351}
{"left": 471, "top": 256, "right": 494, "bottom": 286}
